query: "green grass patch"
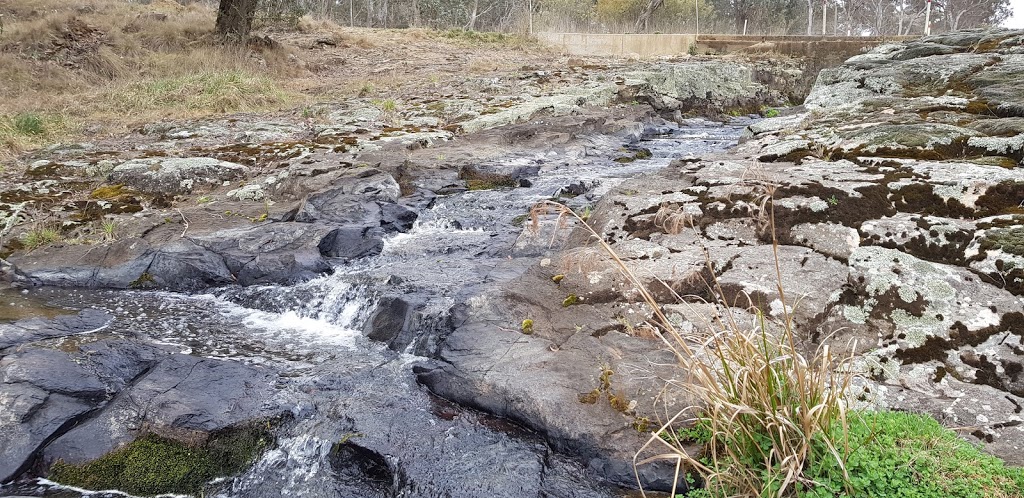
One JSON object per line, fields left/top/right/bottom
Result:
{"left": 11, "top": 113, "right": 46, "bottom": 135}
{"left": 0, "top": 112, "right": 67, "bottom": 154}
{"left": 111, "top": 70, "right": 290, "bottom": 115}
{"left": 49, "top": 427, "right": 272, "bottom": 496}
{"left": 20, "top": 226, "right": 61, "bottom": 250}
{"left": 677, "top": 410, "right": 1024, "bottom": 498}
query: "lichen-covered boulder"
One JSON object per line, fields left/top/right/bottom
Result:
{"left": 109, "top": 157, "right": 249, "bottom": 195}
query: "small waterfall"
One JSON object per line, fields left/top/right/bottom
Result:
{"left": 215, "top": 276, "right": 380, "bottom": 329}
{"left": 216, "top": 434, "right": 336, "bottom": 498}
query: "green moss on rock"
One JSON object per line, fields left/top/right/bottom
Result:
{"left": 90, "top": 184, "right": 129, "bottom": 200}
{"left": 981, "top": 226, "right": 1024, "bottom": 256}
{"left": 458, "top": 166, "right": 517, "bottom": 191}
{"left": 49, "top": 426, "right": 272, "bottom": 497}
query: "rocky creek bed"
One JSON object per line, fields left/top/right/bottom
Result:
{"left": 2, "top": 28, "right": 1024, "bottom": 497}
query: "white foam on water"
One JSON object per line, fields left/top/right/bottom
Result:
{"left": 222, "top": 303, "right": 361, "bottom": 350}
{"left": 32, "top": 478, "right": 188, "bottom": 498}
{"left": 216, "top": 434, "right": 334, "bottom": 497}
{"left": 383, "top": 218, "right": 490, "bottom": 255}
{"left": 130, "top": 289, "right": 367, "bottom": 354}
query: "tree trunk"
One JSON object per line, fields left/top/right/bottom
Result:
{"left": 216, "top": 0, "right": 259, "bottom": 42}
{"left": 634, "top": 0, "right": 665, "bottom": 33}
{"left": 412, "top": 0, "right": 420, "bottom": 27}
{"left": 468, "top": 0, "right": 480, "bottom": 30}
{"left": 806, "top": 0, "right": 813, "bottom": 34}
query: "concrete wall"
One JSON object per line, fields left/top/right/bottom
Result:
{"left": 536, "top": 32, "right": 915, "bottom": 58}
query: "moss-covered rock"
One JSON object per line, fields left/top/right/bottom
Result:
{"left": 458, "top": 166, "right": 517, "bottom": 191}
{"left": 981, "top": 226, "right": 1024, "bottom": 256}
{"left": 49, "top": 426, "right": 272, "bottom": 497}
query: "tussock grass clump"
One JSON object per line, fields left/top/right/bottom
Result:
{"left": 20, "top": 226, "right": 61, "bottom": 250}
{"left": 532, "top": 198, "right": 1023, "bottom": 497}
{"left": 10, "top": 113, "right": 46, "bottom": 136}
{"left": 1, "top": 112, "right": 67, "bottom": 155}
{"left": 645, "top": 305, "right": 852, "bottom": 498}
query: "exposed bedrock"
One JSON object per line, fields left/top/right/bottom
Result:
{"left": 414, "top": 29, "right": 1024, "bottom": 487}
{"left": 1, "top": 58, "right": 801, "bottom": 291}
{"left": 0, "top": 311, "right": 291, "bottom": 484}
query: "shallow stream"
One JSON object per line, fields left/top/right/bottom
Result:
{"left": 1, "top": 117, "right": 750, "bottom": 498}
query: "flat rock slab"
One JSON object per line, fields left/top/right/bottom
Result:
{"left": 109, "top": 157, "right": 249, "bottom": 195}
{"left": 44, "top": 352, "right": 286, "bottom": 465}
{"left": 0, "top": 308, "right": 112, "bottom": 350}
{"left": 0, "top": 338, "right": 157, "bottom": 482}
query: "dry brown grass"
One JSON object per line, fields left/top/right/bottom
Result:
{"left": 531, "top": 199, "right": 856, "bottom": 497}
{"left": 0, "top": 0, "right": 556, "bottom": 160}
{"left": 0, "top": 0, "right": 302, "bottom": 157}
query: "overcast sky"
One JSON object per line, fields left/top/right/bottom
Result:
{"left": 1007, "top": 0, "right": 1024, "bottom": 28}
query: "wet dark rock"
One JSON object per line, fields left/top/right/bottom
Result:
{"left": 294, "top": 167, "right": 400, "bottom": 224}
{"left": 10, "top": 219, "right": 352, "bottom": 289}
{"left": 1, "top": 350, "right": 108, "bottom": 398}
{"left": 0, "top": 386, "right": 93, "bottom": 483}
{"left": 362, "top": 296, "right": 412, "bottom": 346}
{"left": 225, "top": 352, "right": 624, "bottom": 498}
{"left": 9, "top": 238, "right": 156, "bottom": 289}
{"left": 318, "top": 226, "right": 385, "bottom": 261}
{"left": 0, "top": 338, "right": 158, "bottom": 483}
{"left": 191, "top": 223, "right": 334, "bottom": 286}
{"left": 0, "top": 259, "right": 29, "bottom": 288}
{"left": 416, "top": 260, "right": 696, "bottom": 492}
{"left": 328, "top": 442, "right": 394, "bottom": 498}
{"left": 145, "top": 239, "right": 236, "bottom": 288}
{"left": 558, "top": 181, "right": 589, "bottom": 197}
{"left": 379, "top": 202, "right": 417, "bottom": 232}
{"left": 43, "top": 351, "right": 286, "bottom": 466}
{"left": 396, "top": 187, "right": 437, "bottom": 212}
{"left": 0, "top": 308, "right": 112, "bottom": 350}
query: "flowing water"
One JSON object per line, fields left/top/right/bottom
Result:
{"left": 0, "top": 118, "right": 750, "bottom": 498}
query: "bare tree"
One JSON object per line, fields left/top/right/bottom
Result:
{"left": 938, "top": 0, "right": 1011, "bottom": 30}
{"left": 634, "top": 0, "right": 666, "bottom": 32}
{"left": 806, "top": 0, "right": 814, "bottom": 33}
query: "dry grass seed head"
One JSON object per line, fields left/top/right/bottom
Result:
{"left": 653, "top": 204, "right": 693, "bottom": 235}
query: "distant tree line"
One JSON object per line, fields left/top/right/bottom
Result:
{"left": 216, "top": 0, "right": 1012, "bottom": 38}
{"left": 536, "top": 0, "right": 1012, "bottom": 35}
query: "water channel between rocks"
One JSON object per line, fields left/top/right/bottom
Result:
{"left": 1, "top": 117, "right": 751, "bottom": 498}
